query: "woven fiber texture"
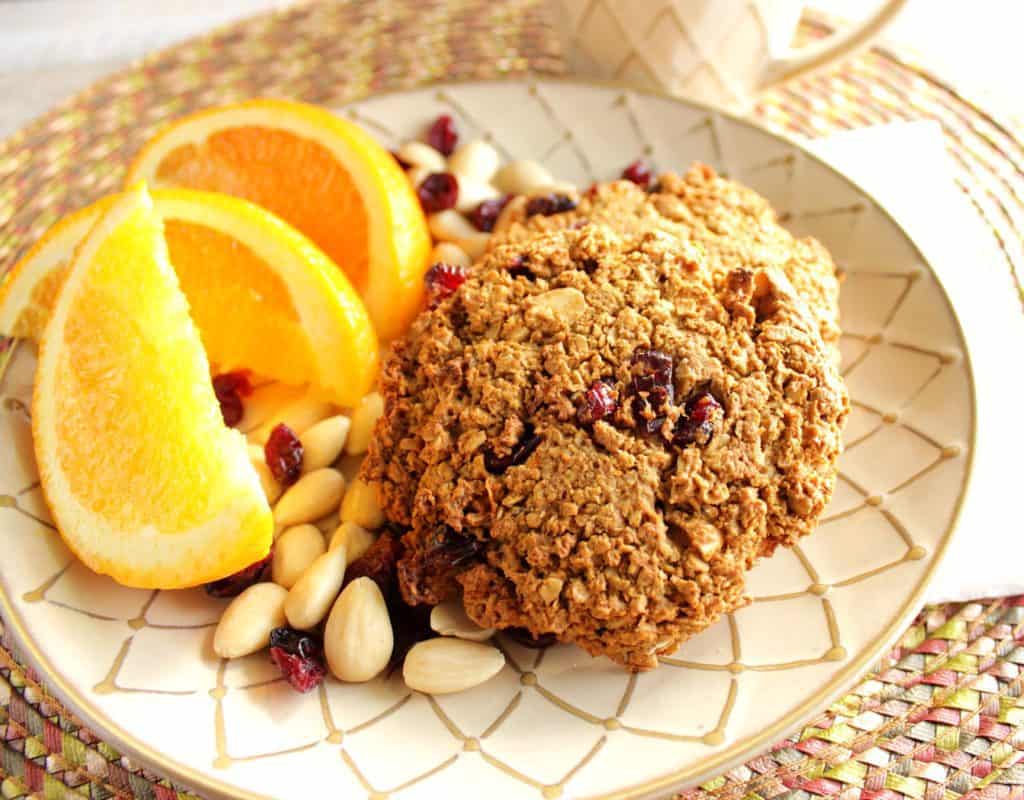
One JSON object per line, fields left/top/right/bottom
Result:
{"left": 1, "top": 2, "right": 1022, "bottom": 799}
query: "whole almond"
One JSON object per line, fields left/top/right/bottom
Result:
{"left": 454, "top": 179, "right": 500, "bottom": 214}
{"left": 324, "top": 577, "right": 393, "bottom": 682}
{"left": 430, "top": 600, "right": 495, "bottom": 642}
{"left": 457, "top": 233, "right": 490, "bottom": 260}
{"left": 272, "top": 524, "right": 326, "bottom": 589}
{"left": 300, "top": 415, "right": 350, "bottom": 473}
{"left": 448, "top": 141, "right": 499, "bottom": 185}
{"left": 494, "top": 160, "right": 554, "bottom": 195}
{"left": 403, "top": 638, "right": 505, "bottom": 695}
{"left": 430, "top": 242, "right": 472, "bottom": 270}
{"left": 329, "top": 521, "right": 376, "bottom": 562}
{"left": 428, "top": 209, "right": 478, "bottom": 243}
{"left": 395, "top": 141, "right": 446, "bottom": 172}
{"left": 250, "top": 457, "right": 282, "bottom": 505}
{"left": 274, "top": 468, "right": 345, "bottom": 527}
{"left": 284, "top": 543, "right": 348, "bottom": 630}
{"left": 340, "top": 477, "right": 384, "bottom": 530}
{"left": 447, "top": 139, "right": 500, "bottom": 184}
{"left": 345, "top": 392, "right": 384, "bottom": 456}
{"left": 238, "top": 382, "right": 304, "bottom": 433}
{"left": 251, "top": 393, "right": 335, "bottom": 444}
{"left": 213, "top": 583, "right": 288, "bottom": 659}
{"left": 526, "top": 287, "right": 586, "bottom": 324}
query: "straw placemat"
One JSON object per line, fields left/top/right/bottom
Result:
{"left": 1, "top": 3, "right": 1022, "bottom": 799}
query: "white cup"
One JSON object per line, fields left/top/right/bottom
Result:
{"left": 548, "top": 0, "right": 907, "bottom": 111}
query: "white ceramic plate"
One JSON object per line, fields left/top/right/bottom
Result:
{"left": 0, "top": 80, "right": 974, "bottom": 800}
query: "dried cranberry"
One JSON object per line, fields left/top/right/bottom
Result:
{"left": 525, "top": 193, "right": 577, "bottom": 218}
{"left": 397, "top": 527, "right": 485, "bottom": 607}
{"left": 673, "top": 391, "right": 722, "bottom": 448}
{"left": 343, "top": 532, "right": 402, "bottom": 596}
{"left": 504, "top": 627, "right": 557, "bottom": 649}
{"left": 424, "top": 263, "right": 469, "bottom": 308}
{"left": 264, "top": 424, "right": 303, "bottom": 487}
{"left": 417, "top": 172, "right": 459, "bottom": 213}
{"left": 269, "top": 627, "right": 326, "bottom": 693}
{"left": 204, "top": 551, "right": 272, "bottom": 598}
{"left": 425, "top": 114, "right": 458, "bottom": 156}
{"left": 577, "top": 380, "right": 618, "bottom": 426}
{"left": 621, "top": 158, "right": 653, "bottom": 189}
{"left": 212, "top": 371, "right": 253, "bottom": 427}
{"left": 387, "top": 598, "right": 435, "bottom": 674}
{"left": 468, "top": 195, "right": 511, "bottom": 232}
{"left": 630, "top": 348, "right": 675, "bottom": 434}
{"left": 506, "top": 254, "right": 533, "bottom": 280}
{"left": 484, "top": 423, "right": 543, "bottom": 474}
{"left": 424, "top": 527, "right": 483, "bottom": 568}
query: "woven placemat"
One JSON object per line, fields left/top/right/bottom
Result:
{"left": 1, "top": 3, "right": 1022, "bottom": 799}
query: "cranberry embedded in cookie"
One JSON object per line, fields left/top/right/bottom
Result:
{"left": 362, "top": 222, "right": 848, "bottom": 670}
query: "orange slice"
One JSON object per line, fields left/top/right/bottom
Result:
{"left": 125, "top": 99, "right": 432, "bottom": 340}
{"left": 0, "top": 197, "right": 114, "bottom": 341}
{"left": 32, "top": 184, "right": 273, "bottom": 589}
{"left": 0, "top": 189, "right": 379, "bottom": 406}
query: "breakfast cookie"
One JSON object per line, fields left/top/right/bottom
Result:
{"left": 492, "top": 163, "right": 842, "bottom": 351}
{"left": 362, "top": 221, "right": 847, "bottom": 670}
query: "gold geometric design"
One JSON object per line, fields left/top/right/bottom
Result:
{"left": 0, "top": 82, "right": 974, "bottom": 800}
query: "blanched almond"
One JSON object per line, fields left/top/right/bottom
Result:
{"left": 324, "top": 577, "right": 393, "bottom": 682}
{"left": 428, "top": 209, "right": 478, "bottom": 242}
{"left": 300, "top": 415, "right": 350, "bottom": 473}
{"left": 272, "top": 524, "right": 326, "bottom": 589}
{"left": 457, "top": 233, "right": 490, "bottom": 260}
{"left": 430, "top": 600, "right": 495, "bottom": 642}
{"left": 345, "top": 392, "right": 383, "bottom": 456}
{"left": 238, "top": 382, "right": 304, "bottom": 433}
{"left": 274, "top": 468, "right": 345, "bottom": 527}
{"left": 430, "top": 242, "right": 472, "bottom": 270}
{"left": 250, "top": 393, "right": 335, "bottom": 444}
{"left": 284, "top": 543, "right": 347, "bottom": 630}
{"left": 395, "top": 141, "right": 446, "bottom": 172}
{"left": 526, "top": 287, "right": 587, "bottom": 324}
{"left": 448, "top": 139, "right": 500, "bottom": 183}
{"left": 403, "top": 638, "right": 505, "bottom": 694}
{"left": 250, "top": 457, "right": 281, "bottom": 505}
{"left": 494, "top": 160, "right": 554, "bottom": 195}
{"left": 213, "top": 583, "right": 287, "bottom": 659}
{"left": 454, "top": 179, "right": 500, "bottom": 214}
{"left": 340, "top": 477, "right": 384, "bottom": 530}
{"left": 330, "top": 521, "right": 376, "bottom": 562}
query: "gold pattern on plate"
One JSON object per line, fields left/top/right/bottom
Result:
{"left": 0, "top": 79, "right": 977, "bottom": 800}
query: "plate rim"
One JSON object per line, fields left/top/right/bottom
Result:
{"left": 0, "top": 76, "right": 978, "bottom": 800}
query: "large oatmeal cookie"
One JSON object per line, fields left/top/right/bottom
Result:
{"left": 362, "top": 223, "right": 848, "bottom": 670}
{"left": 493, "top": 163, "right": 842, "bottom": 351}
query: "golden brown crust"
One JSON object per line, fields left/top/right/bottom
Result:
{"left": 362, "top": 222, "right": 848, "bottom": 670}
{"left": 492, "top": 163, "right": 842, "bottom": 352}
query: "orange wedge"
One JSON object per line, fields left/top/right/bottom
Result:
{"left": 33, "top": 184, "right": 273, "bottom": 589}
{"left": 125, "top": 98, "right": 432, "bottom": 340}
{"left": 0, "top": 197, "right": 114, "bottom": 341}
{"left": 0, "top": 189, "right": 378, "bottom": 406}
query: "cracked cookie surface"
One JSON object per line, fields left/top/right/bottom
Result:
{"left": 493, "top": 163, "right": 842, "bottom": 352}
{"left": 362, "top": 223, "right": 847, "bottom": 670}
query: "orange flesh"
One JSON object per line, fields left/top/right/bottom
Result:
{"left": 54, "top": 206, "right": 242, "bottom": 532}
{"left": 163, "top": 219, "right": 315, "bottom": 383}
{"left": 156, "top": 128, "right": 371, "bottom": 293}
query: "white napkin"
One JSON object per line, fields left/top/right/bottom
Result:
{"left": 808, "top": 121, "right": 1024, "bottom": 603}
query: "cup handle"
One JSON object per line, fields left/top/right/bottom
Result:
{"left": 757, "top": 0, "right": 909, "bottom": 90}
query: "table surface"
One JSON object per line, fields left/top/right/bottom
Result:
{"left": 0, "top": 0, "right": 1021, "bottom": 138}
